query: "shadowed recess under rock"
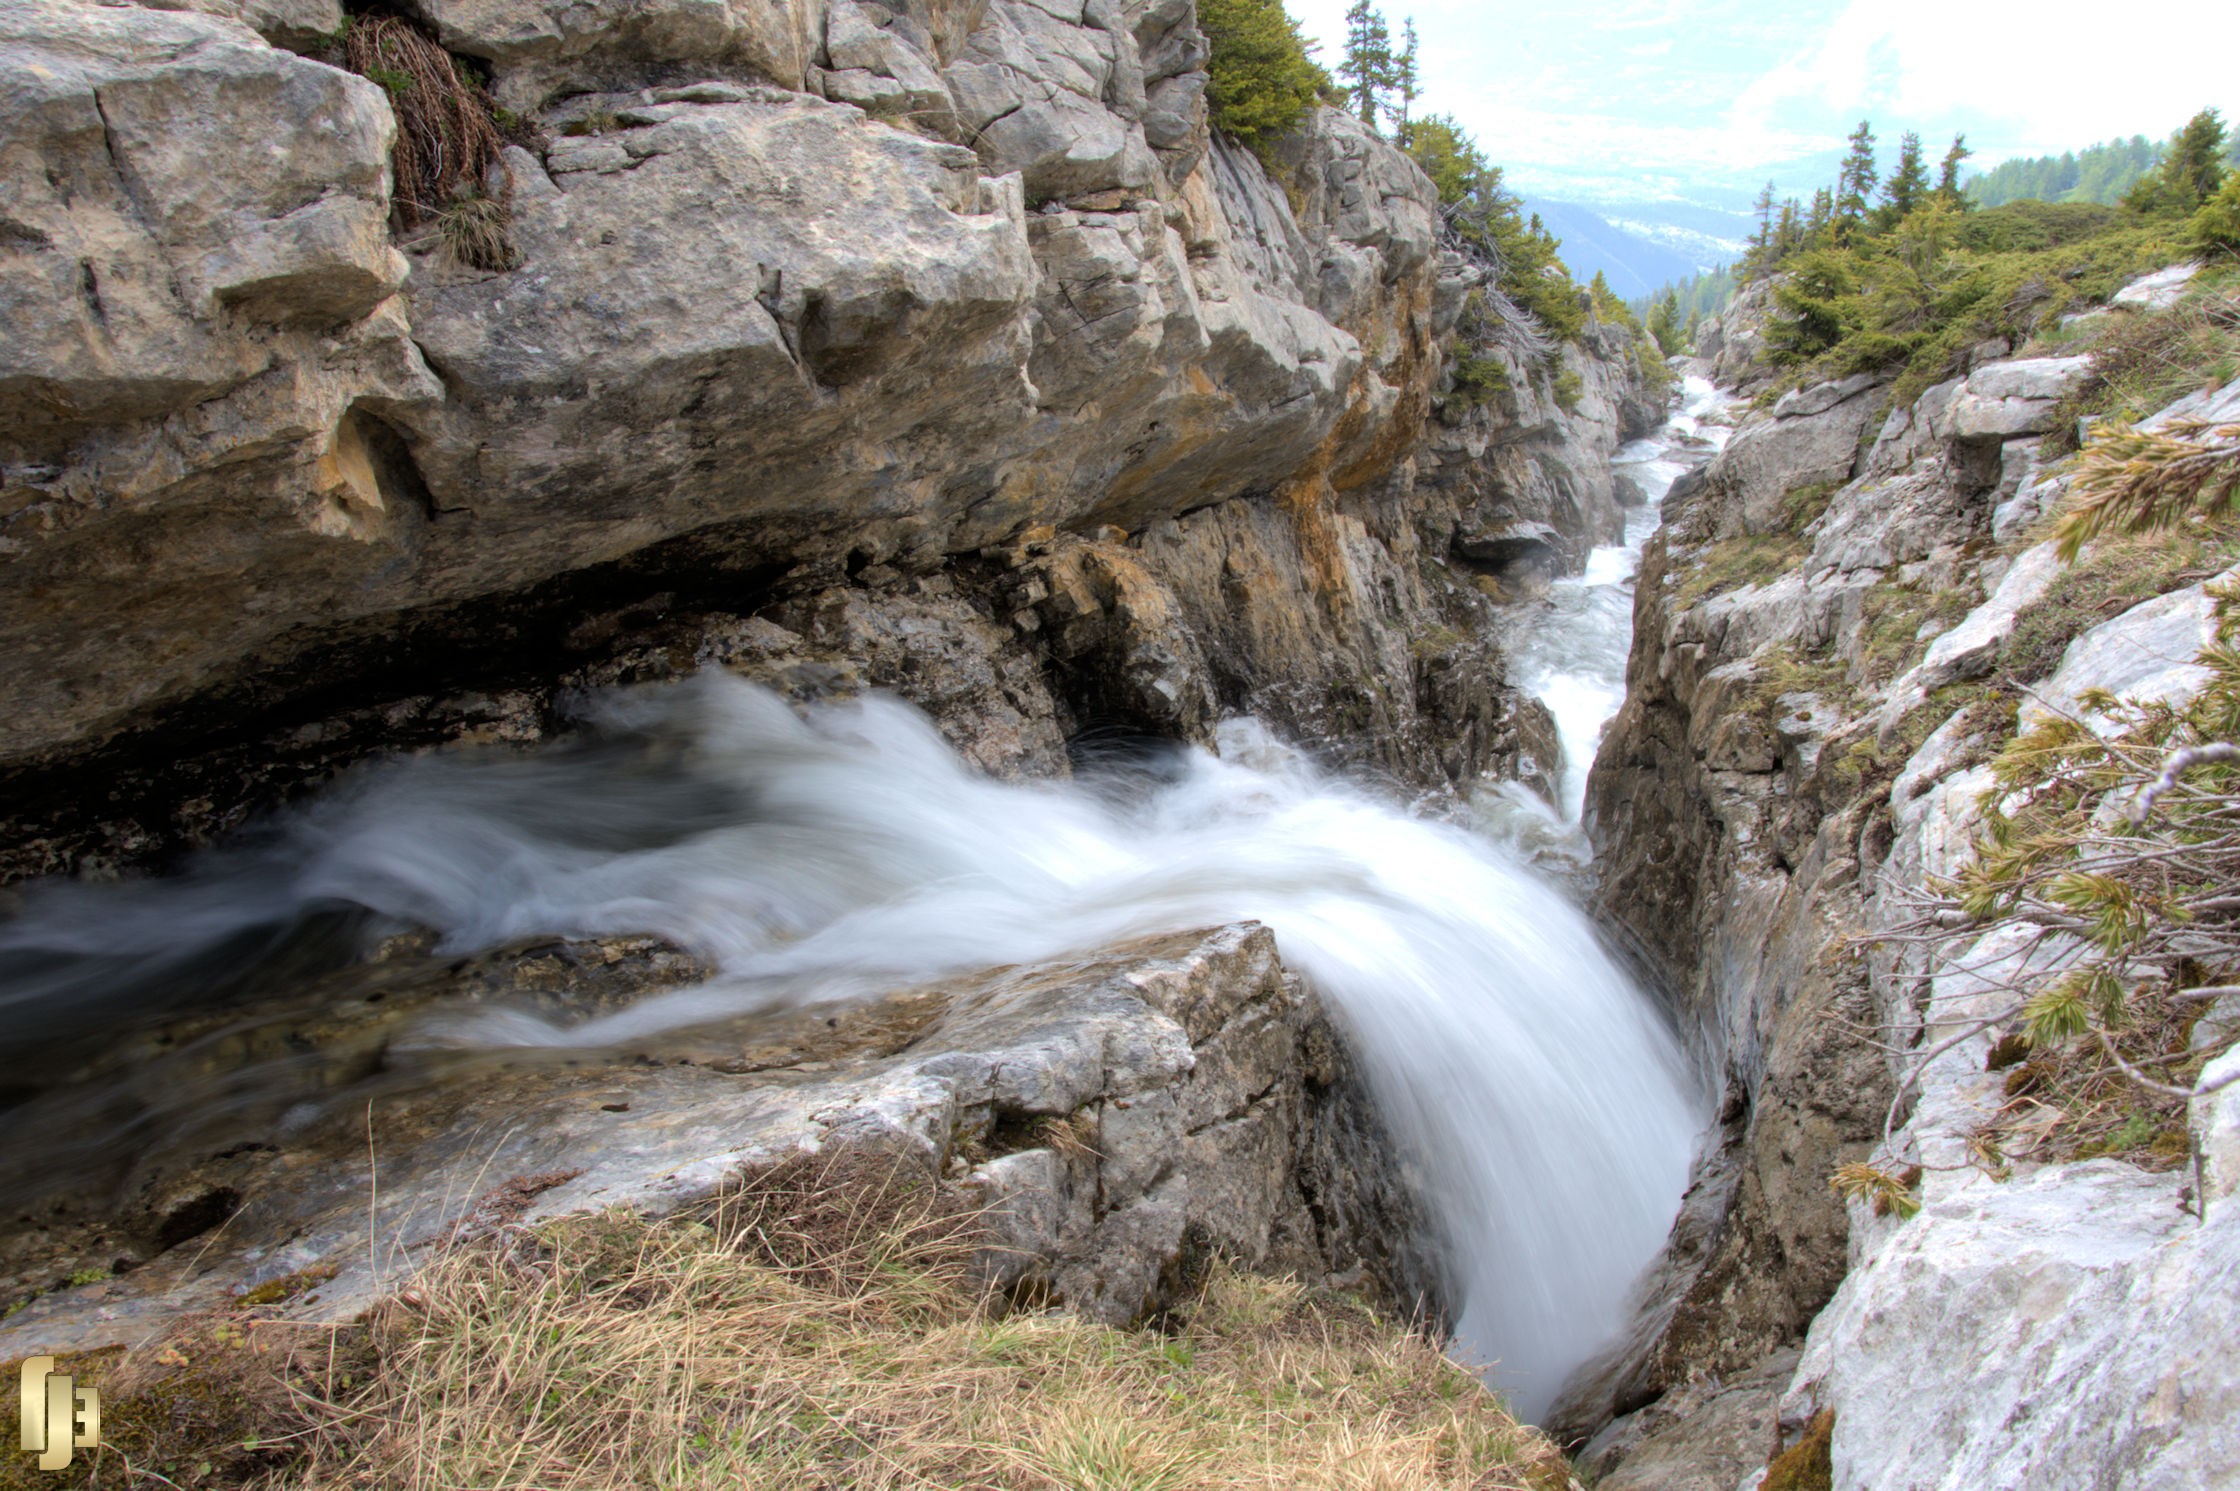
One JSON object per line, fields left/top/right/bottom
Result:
{"left": 0, "top": 676, "right": 1701, "bottom": 1418}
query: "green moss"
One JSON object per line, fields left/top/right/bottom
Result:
{"left": 1675, "top": 531, "right": 1808, "bottom": 603}
{"left": 1550, "top": 366, "right": 1584, "bottom": 413}
{"left": 1762, "top": 1410, "right": 1834, "bottom": 1491}
{"left": 235, "top": 1264, "right": 339, "bottom": 1308}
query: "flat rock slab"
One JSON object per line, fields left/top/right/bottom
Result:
{"left": 0, "top": 922, "right": 1346, "bottom": 1356}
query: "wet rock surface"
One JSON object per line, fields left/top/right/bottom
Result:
{"left": 0, "top": 922, "right": 1431, "bottom": 1356}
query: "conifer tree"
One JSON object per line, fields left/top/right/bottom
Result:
{"left": 1647, "top": 287, "right": 1682, "bottom": 355}
{"left": 1340, "top": 0, "right": 1394, "bottom": 132}
{"left": 1775, "top": 197, "right": 1803, "bottom": 256}
{"left": 2168, "top": 108, "right": 2229, "bottom": 206}
{"left": 1881, "top": 131, "right": 1929, "bottom": 221}
{"left": 1748, "top": 180, "right": 1776, "bottom": 264}
{"left": 1934, "top": 134, "right": 1971, "bottom": 208}
{"left": 2125, "top": 109, "right": 2229, "bottom": 215}
{"left": 1835, "top": 121, "right": 1879, "bottom": 228}
{"left": 1393, "top": 17, "right": 1419, "bottom": 133}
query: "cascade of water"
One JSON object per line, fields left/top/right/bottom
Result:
{"left": 0, "top": 673, "right": 1704, "bottom": 1422}
{"left": 1510, "top": 374, "right": 1735, "bottom": 823}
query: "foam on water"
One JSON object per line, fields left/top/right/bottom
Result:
{"left": 0, "top": 679, "right": 1703, "bottom": 1418}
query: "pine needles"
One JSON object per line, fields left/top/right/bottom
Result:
{"left": 342, "top": 15, "right": 519, "bottom": 271}
{"left": 2056, "top": 419, "right": 2240, "bottom": 560}
{"left": 1870, "top": 588, "right": 2240, "bottom": 1178}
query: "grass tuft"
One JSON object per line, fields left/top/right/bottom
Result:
{"left": 8, "top": 1154, "right": 1565, "bottom": 1489}
{"left": 341, "top": 15, "right": 518, "bottom": 268}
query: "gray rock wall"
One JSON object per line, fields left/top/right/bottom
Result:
{"left": 0, "top": 0, "right": 1647, "bottom": 875}
{"left": 1580, "top": 256, "right": 2240, "bottom": 1485}
{"left": 0, "top": 922, "right": 1441, "bottom": 1356}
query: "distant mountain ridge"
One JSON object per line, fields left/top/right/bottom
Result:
{"left": 1522, "top": 197, "right": 1734, "bottom": 301}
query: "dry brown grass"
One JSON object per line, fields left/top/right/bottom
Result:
{"left": 239, "top": 1153, "right": 1565, "bottom": 1490}
{"left": 341, "top": 15, "right": 517, "bottom": 269}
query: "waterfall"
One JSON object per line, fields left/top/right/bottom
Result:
{"left": 0, "top": 678, "right": 1702, "bottom": 1419}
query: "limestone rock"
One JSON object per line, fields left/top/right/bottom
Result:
{"left": 2112, "top": 262, "right": 2199, "bottom": 312}
{"left": 2195, "top": 1048, "right": 2240, "bottom": 1208}
{"left": 1783, "top": 1164, "right": 2240, "bottom": 1491}
{"left": 1587, "top": 332, "right": 2240, "bottom": 1489}
{"left": 0, "top": 0, "right": 1495, "bottom": 814}
{"left": 1702, "top": 376, "right": 1884, "bottom": 536}
{"left": 1874, "top": 541, "right": 2061, "bottom": 734}
{"left": 1, "top": 0, "right": 402, "bottom": 430}
{"left": 1944, "top": 356, "right": 2092, "bottom": 441}
{"left": 121, "top": 0, "right": 346, "bottom": 50}
{"left": 2021, "top": 571, "right": 2236, "bottom": 734}
{"left": 417, "top": 0, "right": 834, "bottom": 105}
{"left": 0, "top": 923, "right": 1417, "bottom": 1352}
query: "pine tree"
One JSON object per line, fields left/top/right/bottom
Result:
{"left": 1807, "top": 187, "right": 1834, "bottom": 237}
{"left": 1880, "top": 130, "right": 1929, "bottom": 221}
{"left": 1340, "top": 0, "right": 1394, "bottom": 133}
{"left": 1748, "top": 180, "right": 1776, "bottom": 266}
{"left": 1934, "top": 134, "right": 1971, "bottom": 209}
{"left": 2126, "top": 109, "right": 2229, "bottom": 216}
{"left": 1835, "top": 121, "right": 1879, "bottom": 229}
{"left": 1199, "top": 0, "right": 1332, "bottom": 153}
{"left": 1647, "top": 287, "right": 1682, "bottom": 355}
{"left": 1393, "top": 17, "right": 1419, "bottom": 133}
{"left": 1775, "top": 197, "right": 1803, "bottom": 256}
{"left": 2168, "top": 107, "right": 2229, "bottom": 206}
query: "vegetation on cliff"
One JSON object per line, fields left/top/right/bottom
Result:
{"left": 2, "top": 1159, "right": 1569, "bottom": 1491}
{"left": 1200, "top": 0, "right": 1333, "bottom": 152}
{"left": 329, "top": 14, "right": 519, "bottom": 271}
{"left": 1741, "top": 111, "right": 2233, "bottom": 401}
{"left": 1873, "top": 580, "right": 2240, "bottom": 1181}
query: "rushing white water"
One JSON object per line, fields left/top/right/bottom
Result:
{"left": 0, "top": 679, "right": 1701, "bottom": 1418}
{"left": 1511, "top": 374, "right": 1734, "bottom": 822}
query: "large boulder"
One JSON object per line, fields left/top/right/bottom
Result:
{"left": 1698, "top": 372, "right": 1884, "bottom": 535}
{"left": 0, "top": 0, "right": 1461, "bottom": 813}
{"left": 1943, "top": 355, "right": 2093, "bottom": 441}
{"left": 1783, "top": 1163, "right": 2240, "bottom": 1491}
{"left": 0, "top": 923, "right": 1420, "bottom": 1351}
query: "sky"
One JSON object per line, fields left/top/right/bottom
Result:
{"left": 1280, "top": 0, "right": 2240, "bottom": 209}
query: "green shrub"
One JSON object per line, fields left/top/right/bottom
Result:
{"left": 1199, "top": 0, "right": 1329, "bottom": 154}
{"left": 1403, "top": 114, "right": 1585, "bottom": 344}
{"left": 2195, "top": 173, "right": 2240, "bottom": 259}
{"left": 1441, "top": 345, "right": 1509, "bottom": 414}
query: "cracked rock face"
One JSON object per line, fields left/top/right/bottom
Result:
{"left": 0, "top": 0, "right": 1446, "bottom": 786}
{"left": 1, "top": 0, "right": 1655, "bottom": 879}
{"left": 0, "top": 922, "right": 1428, "bottom": 1354}
{"left": 1581, "top": 260, "right": 2240, "bottom": 1485}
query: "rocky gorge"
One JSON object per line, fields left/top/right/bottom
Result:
{"left": 1576, "top": 276, "right": 2240, "bottom": 1487}
{"left": 0, "top": 0, "right": 1685, "bottom": 1444}
{"left": 5, "top": 0, "right": 2239, "bottom": 1486}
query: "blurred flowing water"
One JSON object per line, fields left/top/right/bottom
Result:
{"left": 0, "top": 493, "right": 1717, "bottom": 1417}
{"left": 1510, "top": 373, "right": 1734, "bottom": 824}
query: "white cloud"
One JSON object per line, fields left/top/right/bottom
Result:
{"left": 1730, "top": 0, "right": 2240, "bottom": 161}
{"left": 1271, "top": 0, "right": 2239, "bottom": 193}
